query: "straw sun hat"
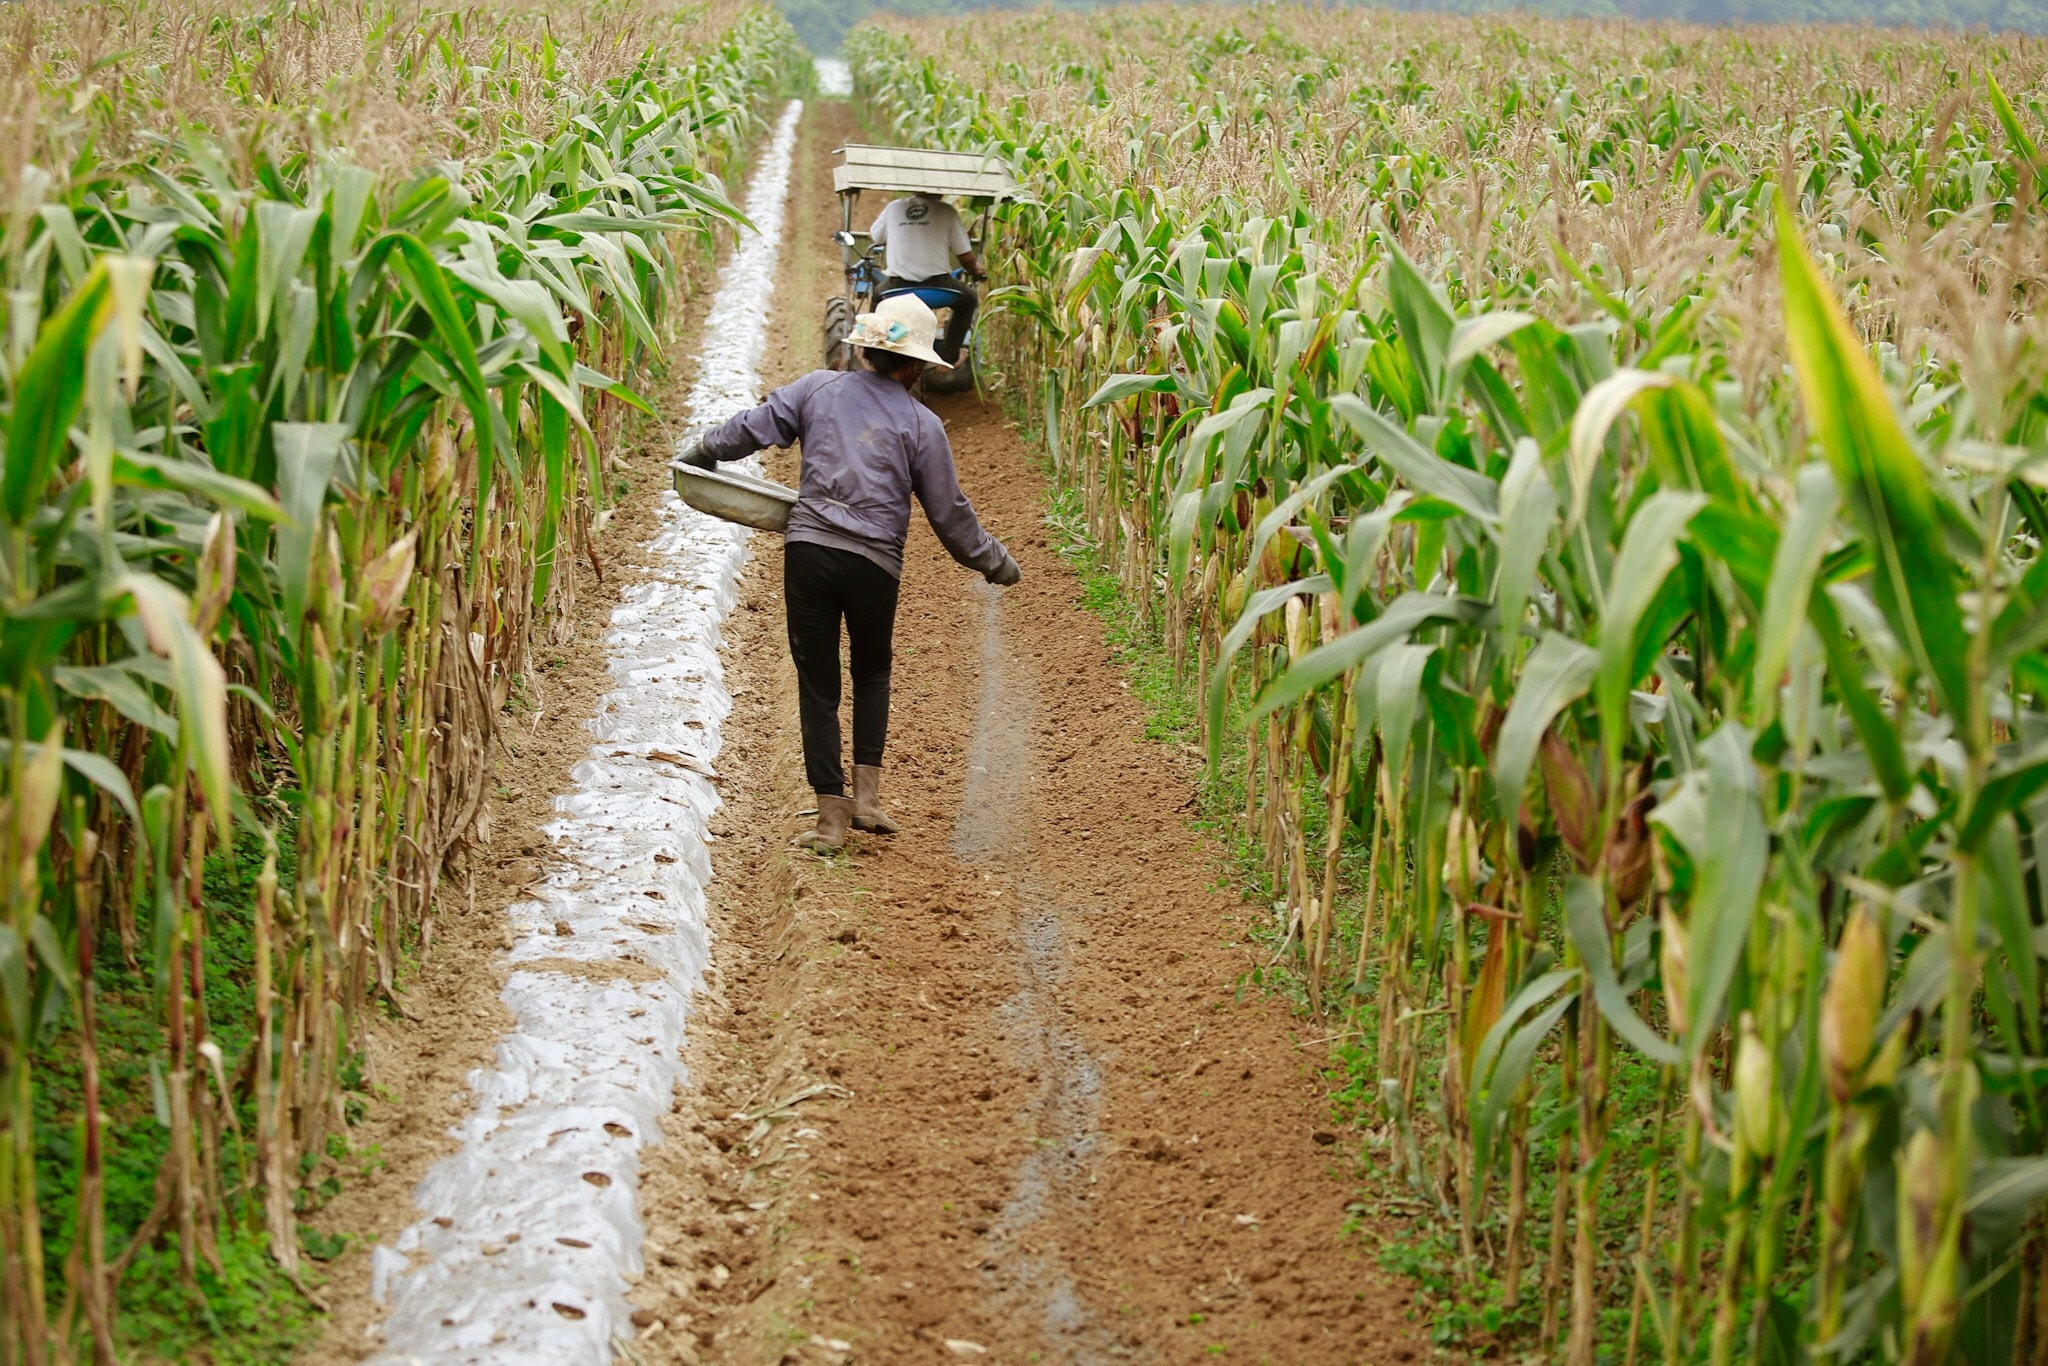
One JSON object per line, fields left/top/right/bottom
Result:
{"left": 848, "top": 294, "right": 954, "bottom": 369}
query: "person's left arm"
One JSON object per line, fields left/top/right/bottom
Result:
{"left": 908, "top": 414, "right": 1017, "bottom": 582}
{"left": 950, "top": 206, "right": 982, "bottom": 279}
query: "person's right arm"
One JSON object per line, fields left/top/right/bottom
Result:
{"left": 691, "top": 373, "right": 823, "bottom": 463}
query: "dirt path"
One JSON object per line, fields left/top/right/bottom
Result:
{"left": 626, "top": 99, "right": 1427, "bottom": 1366}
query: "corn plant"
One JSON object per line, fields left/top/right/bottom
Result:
{"left": 852, "top": 6, "right": 2048, "bottom": 1361}
{"left": 0, "top": 2, "right": 801, "bottom": 1358}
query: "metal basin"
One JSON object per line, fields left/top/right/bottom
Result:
{"left": 671, "top": 461, "right": 798, "bottom": 532}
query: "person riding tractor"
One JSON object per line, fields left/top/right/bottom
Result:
{"left": 824, "top": 143, "right": 1020, "bottom": 387}
{"left": 868, "top": 190, "right": 985, "bottom": 366}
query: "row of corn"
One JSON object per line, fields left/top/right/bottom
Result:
{"left": 852, "top": 7, "right": 2048, "bottom": 1363}
{"left": 0, "top": 1, "right": 802, "bottom": 1358}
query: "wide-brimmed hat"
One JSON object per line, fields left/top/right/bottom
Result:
{"left": 848, "top": 294, "right": 953, "bottom": 369}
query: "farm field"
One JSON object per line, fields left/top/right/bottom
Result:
{"left": 1, "top": 0, "right": 2047, "bottom": 1364}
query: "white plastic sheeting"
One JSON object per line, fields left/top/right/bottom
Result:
{"left": 813, "top": 56, "right": 852, "bottom": 97}
{"left": 368, "top": 98, "right": 803, "bottom": 1364}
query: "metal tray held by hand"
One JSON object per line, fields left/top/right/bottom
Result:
{"left": 670, "top": 460, "right": 798, "bottom": 532}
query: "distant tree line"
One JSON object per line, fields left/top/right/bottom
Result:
{"left": 779, "top": 0, "right": 2045, "bottom": 54}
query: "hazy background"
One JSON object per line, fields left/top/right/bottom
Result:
{"left": 775, "top": 0, "right": 2047, "bottom": 54}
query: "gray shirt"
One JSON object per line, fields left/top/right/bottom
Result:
{"left": 870, "top": 194, "right": 972, "bottom": 283}
{"left": 700, "top": 369, "right": 1007, "bottom": 580}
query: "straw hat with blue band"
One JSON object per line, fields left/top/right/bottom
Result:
{"left": 849, "top": 294, "right": 953, "bottom": 368}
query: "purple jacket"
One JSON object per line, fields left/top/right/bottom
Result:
{"left": 700, "top": 369, "right": 1007, "bottom": 580}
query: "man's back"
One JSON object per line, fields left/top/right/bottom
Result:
{"left": 869, "top": 193, "right": 971, "bottom": 283}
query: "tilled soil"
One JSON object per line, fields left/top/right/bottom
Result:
{"left": 625, "top": 101, "right": 1427, "bottom": 1366}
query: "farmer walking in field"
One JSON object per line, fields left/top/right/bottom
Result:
{"left": 678, "top": 294, "right": 1020, "bottom": 853}
{"left": 869, "top": 189, "right": 984, "bottom": 365}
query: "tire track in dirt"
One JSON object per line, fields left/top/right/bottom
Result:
{"left": 628, "top": 99, "right": 1430, "bottom": 1366}
{"left": 955, "top": 587, "right": 1116, "bottom": 1358}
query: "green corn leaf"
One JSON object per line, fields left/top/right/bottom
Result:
{"left": 1493, "top": 438, "right": 1555, "bottom": 652}
{"left": 1565, "top": 875, "right": 1680, "bottom": 1065}
{"left": 1966, "top": 1155, "right": 2048, "bottom": 1255}
{"left": 25, "top": 911, "right": 77, "bottom": 1001}
{"left": 571, "top": 365, "right": 658, "bottom": 419}
{"left": 1247, "top": 461, "right": 1360, "bottom": 587}
{"left": 1329, "top": 395, "right": 1498, "bottom": 524}
{"left": 539, "top": 209, "right": 691, "bottom": 236}
{"left": 1341, "top": 496, "right": 1410, "bottom": 611}
{"left": 113, "top": 448, "right": 284, "bottom": 521}
{"left": 1082, "top": 372, "right": 1181, "bottom": 407}
{"left": 452, "top": 270, "right": 574, "bottom": 374}
{"left": 1990, "top": 543, "right": 2048, "bottom": 666}
{"left": 1957, "top": 745, "right": 2048, "bottom": 853}
{"left": 1752, "top": 463, "right": 1838, "bottom": 725}
{"left": 37, "top": 204, "right": 91, "bottom": 286}
{"left": 1186, "top": 386, "right": 1273, "bottom": 450}
{"left": 1205, "top": 573, "right": 1334, "bottom": 763}
{"left": 376, "top": 233, "right": 496, "bottom": 477}
{"left": 0, "top": 738, "right": 140, "bottom": 827}
{"left": 1881, "top": 922, "right": 1952, "bottom": 1041}
{"left": 1373, "top": 642, "right": 1437, "bottom": 786}
{"left": 1681, "top": 724, "right": 1766, "bottom": 1057}
{"left": 531, "top": 382, "right": 572, "bottom": 608}
{"left": 517, "top": 363, "right": 595, "bottom": 438}
{"left": 1167, "top": 489, "right": 1204, "bottom": 586}
{"left": 1808, "top": 589, "right": 1913, "bottom": 802}
{"left": 1471, "top": 981, "right": 1578, "bottom": 1178}
{"left": 1567, "top": 368, "right": 1671, "bottom": 535}
{"left": 1469, "top": 965, "right": 1578, "bottom": 1118}
{"left": 271, "top": 283, "right": 319, "bottom": 413}
{"left": 254, "top": 202, "right": 319, "bottom": 339}
{"left": 1446, "top": 310, "right": 1536, "bottom": 373}
{"left": 1776, "top": 198, "right": 1972, "bottom": 729}
{"left": 1634, "top": 378, "right": 1751, "bottom": 515}
{"left": 1384, "top": 241, "right": 1452, "bottom": 410}
{"left": 3, "top": 265, "right": 111, "bottom": 526}
{"left": 272, "top": 422, "right": 347, "bottom": 634}
{"left": 1982, "top": 816, "right": 2040, "bottom": 1056}
{"left": 118, "top": 572, "right": 232, "bottom": 837}
{"left": 1987, "top": 73, "right": 2046, "bottom": 180}
{"left": 1247, "top": 591, "right": 1490, "bottom": 726}
{"left": 325, "top": 163, "right": 379, "bottom": 259}
{"left": 1596, "top": 490, "right": 1705, "bottom": 777}
{"left": 1494, "top": 631, "right": 1598, "bottom": 822}
{"left": 54, "top": 661, "right": 179, "bottom": 741}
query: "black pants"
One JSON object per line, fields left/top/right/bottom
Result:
{"left": 881, "top": 277, "right": 978, "bottom": 365}
{"left": 785, "top": 541, "right": 900, "bottom": 797}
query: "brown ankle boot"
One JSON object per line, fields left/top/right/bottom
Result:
{"left": 851, "top": 764, "right": 897, "bottom": 834}
{"left": 794, "top": 794, "right": 853, "bottom": 854}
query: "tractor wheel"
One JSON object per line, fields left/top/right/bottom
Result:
{"left": 924, "top": 356, "right": 976, "bottom": 394}
{"left": 823, "top": 296, "right": 854, "bottom": 370}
